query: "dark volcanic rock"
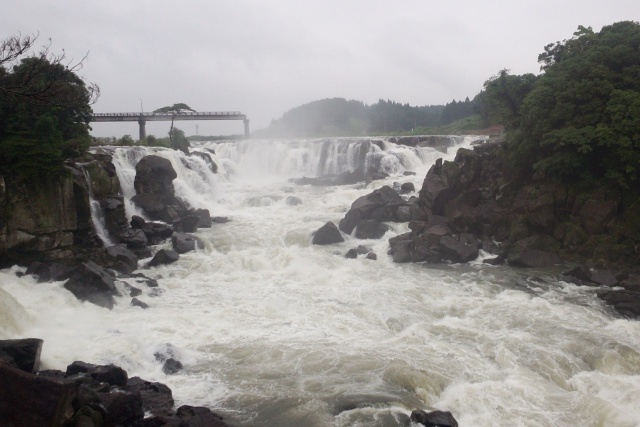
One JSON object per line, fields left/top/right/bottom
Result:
{"left": 142, "top": 221, "right": 174, "bottom": 245}
{"left": 195, "top": 208, "right": 212, "bottom": 228}
{"left": 172, "top": 232, "right": 202, "bottom": 254}
{"left": 131, "top": 297, "right": 149, "bottom": 309}
{"left": 597, "top": 289, "right": 640, "bottom": 319}
{"left": 312, "top": 221, "right": 345, "bottom": 245}
{"left": 0, "top": 338, "right": 43, "bottom": 373}
{"left": 339, "top": 185, "right": 406, "bottom": 234}
{"left": 0, "top": 362, "right": 77, "bottom": 427}
{"left": 103, "top": 243, "right": 139, "bottom": 274}
{"left": 147, "top": 249, "right": 180, "bottom": 267}
{"left": 355, "top": 219, "right": 390, "bottom": 239}
{"left": 26, "top": 261, "right": 74, "bottom": 283}
{"left": 118, "top": 227, "right": 149, "bottom": 248}
{"left": 66, "top": 361, "right": 128, "bottom": 387}
{"left": 162, "top": 358, "right": 183, "bottom": 375}
{"left": 173, "top": 214, "right": 200, "bottom": 233}
{"left": 125, "top": 376, "right": 174, "bottom": 417}
{"left": 410, "top": 409, "right": 458, "bottom": 427}
{"left": 63, "top": 261, "right": 119, "bottom": 309}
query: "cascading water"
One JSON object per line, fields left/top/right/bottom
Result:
{"left": 2, "top": 136, "right": 640, "bottom": 427}
{"left": 81, "top": 166, "right": 115, "bottom": 247}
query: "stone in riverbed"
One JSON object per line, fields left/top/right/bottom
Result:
{"left": 0, "top": 338, "right": 43, "bottom": 373}
{"left": 410, "top": 409, "right": 458, "bottom": 427}
{"left": 63, "top": 261, "right": 119, "bottom": 309}
{"left": 312, "top": 221, "right": 344, "bottom": 245}
{"left": 147, "top": 249, "right": 180, "bottom": 267}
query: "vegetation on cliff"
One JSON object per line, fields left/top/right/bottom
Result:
{"left": 0, "top": 33, "right": 98, "bottom": 180}
{"left": 481, "top": 21, "right": 640, "bottom": 194}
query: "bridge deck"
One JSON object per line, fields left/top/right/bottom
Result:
{"left": 92, "top": 111, "right": 247, "bottom": 122}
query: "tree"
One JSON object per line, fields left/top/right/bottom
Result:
{"left": 475, "top": 70, "right": 537, "bottom": 129}
{"left": 0, "top": 33, "right": 100, "bottom": 179}
{"left": 153, "top": 103, "right": 195, "bottom": 153}
{"left": 509, "top": 21, "right": 640, "bottom": 189}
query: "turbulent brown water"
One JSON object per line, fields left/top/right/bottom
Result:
{"left": 1, "top": 137, "right": 639, "bottom": 426}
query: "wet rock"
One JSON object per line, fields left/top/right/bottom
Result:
{"left": 345, "top": 248, "right": 358, "bottom": 259}
{"left": 118, "top": 228, "right": 148, "bottom": 248}
{"left": 483, "top": 256, "right": 505, "bottom": 265}
{"left": 410, "top": 409, "right": 458, "bottom": 427}
{"left": 66, "top": 361, "right": 128, "bottom": 387}
{"left": 400, "top": 182, "right": 415, "bottom": 194}
{"left": 339, "top": 185, "right": 405, "bottom": 234}
{"left": 130, "top": 215, "right": 146, "bottom": 229}
{"left": 131, "top": 298, "right": 149, "bottom": 309}
{"left": 0, "top": 362, "right": 77, "bottom": 427}
{"left": 190, "top": 151, "right": 218, "bottom": 173}
{"left": 63, "top": 261, "right": 119, "bottom": 309}
{"left": 355, "top": 219, "right": 390, "bottom": 239}
{"left": 365, "top": 252, "right": 377, "bottom": 260}
{"left": 0, "top": 338, "right": 43, "bottom": 373}
{"left": 125, "top": 376, "right": 174, "bottom": 417}
{"left": 25, "top": 261, "right": 74, "bottom": 283}
{"left": 597, "top": 289, "right": 640, "bottom": 319}
{"left": 103, "top": 244, "right": 139, "bottom": 274}
{"left": 286, "top": 196, "right": 303, "bottom": 206}
{"left": 173, "top": 214, "right": 200, "bottom": 233}
{"left": 195, "top": 208, "right": 212, "bottom": 228}
{"left": 312, "top": 221, "right": 344, "bottom": 245}
{"left": 142, "top": 222, "right": 174, "bottom": 245}
{"left": 172, "top": 232, "right": 202, "bottom": 254}
{"left": 147, "top": 249, "right": 180, "bottom": 267}
{"left": 162, "top": 358, "right": 183, "bottom": 375}
{"left": 212, "top": 216, "right": 231, "bottom": 223}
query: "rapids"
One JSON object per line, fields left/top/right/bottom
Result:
{"left": 1, "top": 136, "right": 640, "bottom": 427}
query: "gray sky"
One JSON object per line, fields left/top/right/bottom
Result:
{"left": 2, "top": 0, "right": 638, "bottom": 137}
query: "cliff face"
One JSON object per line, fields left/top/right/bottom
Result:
{"left": 0, "top": 153, "right": 122, "bottom": 268}
{"left": 402, "top": 137, "right": 639, "bottom": 269}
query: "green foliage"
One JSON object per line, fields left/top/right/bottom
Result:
{"left": 153, "top": 103, "right": 194, "bottom": 152}
{"left": 509, "top": 21, "right": 640, "bottom": 190}
{"left": 118, "top": 134, "right": 135, "bottom": 146}
{"left": 0, "top": 34, "right": 97, "bottom": 180}
{"left": 170, "top": 127, "right": 190, "bottom": 154}
{"left": 153, "top": 103, "right": 195, "bottom": 115}
{"left": 475, "top": 70, "right": 537, "bottom": 129}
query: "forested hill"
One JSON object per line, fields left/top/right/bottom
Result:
{"left": 254, "top": 97, "right": 477, "bottom": 138}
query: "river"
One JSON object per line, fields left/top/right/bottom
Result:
{"left": 1, "top": 136, "right": 639, "bottom": 426}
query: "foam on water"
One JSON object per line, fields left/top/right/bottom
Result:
{"left": 2, "top": 137, "right": 640, "bottom": 426}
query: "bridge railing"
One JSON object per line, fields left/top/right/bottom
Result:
{"left": 92, "top": 111, "right": 243, "bottom": 117}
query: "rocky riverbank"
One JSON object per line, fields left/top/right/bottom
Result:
{"left": 325, "top": 137, "right": 640, "bottom": 318}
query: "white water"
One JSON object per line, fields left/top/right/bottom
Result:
{"left": 2, "top": 137, "right": 640, "bottom": 427}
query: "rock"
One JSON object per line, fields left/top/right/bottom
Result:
{"left": 507, "top": 247, "right": 561, "bottom": 268}
{"left": 63, "top": 261, "right": 119, "bottom": 309}
{"left": 131, "top": 298, "right": 149, "bottom": 309}
{"left": 312, "top": 221, "right": 344, "bottom": 245}
{"left": 0, "top": 338, "right": 43, "bottom": 373}
{"left": 339, "top": 185, "right": 405, "bottom": 234}
{"left": 133, "top": 155, "right": 177, "bottom": 195}
{"left": 484, "top": 256, "right": 505, "bottom": 265}
{"left": 103, "top": 244, "right": 138, "bottom": 274}
{"left": 25, "top": 261, "right": 74, "bottom": 283}
{"left": 190, "top": 151, "right": 218, "bottom": 173}
{"left": 286, "top": 196, "right": 303, "bottom": 206}
{"left": 98, "top": 388, "right": 144, "bottom": 426}
{"left": 400, "top": 182, "right": 416, "bottom": 194}
{"left": 345, "top": 248, "right": 358, "bottom": 259}
{"left": 142, "top": 222, "right": 174, "bottom": 245}
{"left": 170, "top": 405, "right": 229, "bottom": 427}
{"left": 410, "top": 409, "right": 458, "bottom": 427}
{"left": 590, "top": 269, "right": 622, "bottom": 287}
{"left": 194, "top": 208, "right": 212, "bottom": 228}
{"left": 66, "top": 361, "right": 128, "bottom": 387}
{"left": 125, "top": 376, "right": 174, "bottom": 417}
{"left": 171, "top": 232, "right": 201, "bottom": 254}
{"left": 597, "top": 289, "right": 640, "bottom": 318}
{"left": 162, "top": 358, "right": 183, "bottom": 375}
{"left": 130, "top": 215, "right": 146, "bottom": 229}
{"left": 212, "top": 216, "right": 231, "bottom": 223}
{"left": 173, "top": 214, "right": 200, "bottom": 233}
{"left": 355, "top": 219, "right": 390, "bottom": 239}
{"left": 118, "top": 228, "right": 148, "bottom": 248}
{"left": 365, "top": 252, "right": 378, "bottom": 260}
{"left": 438, "top": 235, "right": 479, "bottom": 263}
{"left": 0, "top": 362, "right": 77, "bottom": 427}
{"left": 147, "top": 249, "right": 180, "bottom": 267}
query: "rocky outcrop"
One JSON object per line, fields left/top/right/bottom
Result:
{"left": 383, "top": 138, "right": 639, "bottom": 271}
{"left": 339, "top": 185, "right": 414, "bottom": 235}
{"left": 410, "top": 409, "right": 458, "bottom": 427}
{"left": 312, "top": 221, "right": 344, "bottom": 245}
{"left": 63, "top": 261, "right": 120, "bottom": 309}
{"left": 293, "top": 167, "right": 388, "bottom": 187}
{"left": 131, "top": 155, "right": 189, "bottom": 223}
{"left": 0, "top": 340, "right": 231, "bottom": 427}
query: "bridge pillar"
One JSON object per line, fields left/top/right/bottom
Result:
{"left": 243, "top": 119, "right": 250, "bottom": 138}
{"left": 138, "top": 118, "right": 146, "bottom": 141}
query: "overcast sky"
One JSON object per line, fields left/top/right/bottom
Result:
{"left": 2, "top": 1, "right": 638, "bottom": 137}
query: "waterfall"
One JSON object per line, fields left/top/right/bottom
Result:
{"left": 81, "top": 167, "right": 114, "bottom": 247}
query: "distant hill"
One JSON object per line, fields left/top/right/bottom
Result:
{"left": 253, "top": 97, "right": 478, "bottom": 138}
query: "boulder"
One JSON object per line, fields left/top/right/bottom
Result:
{"left": 410, "top": 409, "right": 458, "bottom": 427}
{"left": 339, "top": 185, "right": 405, "bottom": 234}
{"left": 142, "top": 221, "right": 174, "bottom": 245}
{"left": 190, "top": 151, "right": 218, "bottom": 173}
{"left": 125, "top": 376, "right": 174, "bottom": 417}
{"left": 286, "top": 196, "right": 303, "bottom": 206}
{"left": 66, "top": 361, "right": 128, "bottom": 387}
{"left": 130, "top": 215, "right": 146, "bottom": 229}
{"left": 162, "top": 358, "right": 183, "bottom": 375}
{"left": 133, "top": 155, "right": 177, "bottom": 195}
{"left": 312, "top": 221, "right": 344, "bottom": 245}
{"left": 147, "top": 249, "right": 180, "bottom": 267}
{"left": 172, "top": 232, "right": 201, "bottom": 254}
{"left": 345, "top": 248, "right": 359, "bottom": 259}
{"left": 195, "top": 208, "right": 212, "bottom": 228}
{"left": 400, "top": 182, "right": 416, "bottom": 194}
{"left": 118, "top": 228, "right": 148, "bottom": 248}
{"left": 173, "top": 214, "right": 200, "bottom": 233}
{"left": 355, "top": 219, "right": 390, "bottom": 239}
{"left": 131, "top": 298, "right": 149, "bottom": 309}
{"left": 0, "top": 338, "right": 43, "bottom": 373}
{"left": 597, "top": 289, "right": 640, "bottom": 318}
{"left": 26, "top": 262, "right": 74, "bottom": 283}
{"left": 365, "top": 252, "right": 378, "bottom": 260}
{"left": 0, "top": 362, "right": 77, "bottom": 427}
{"left": 103, "top": 244, "right": 138, "bottom": 274}
{"left": 63, "top": 261, "right": 119, "bottom": 309}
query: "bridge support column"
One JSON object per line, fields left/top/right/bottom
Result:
{"left": 243, "top": 119, "right": 250, "bottom": 138}
{"left": 138, "top": 118, "right": 146, "bottom": 141}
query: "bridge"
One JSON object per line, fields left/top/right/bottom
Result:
{"left": 91, "top": 111, "right": 250, "bottom": 139}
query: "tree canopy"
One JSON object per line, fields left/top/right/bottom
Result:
{"left": 153, "top": 103, "right": 194, "bottom": 154}
{"left": 0, "top": 33, "right": 99, "bottom": 179}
